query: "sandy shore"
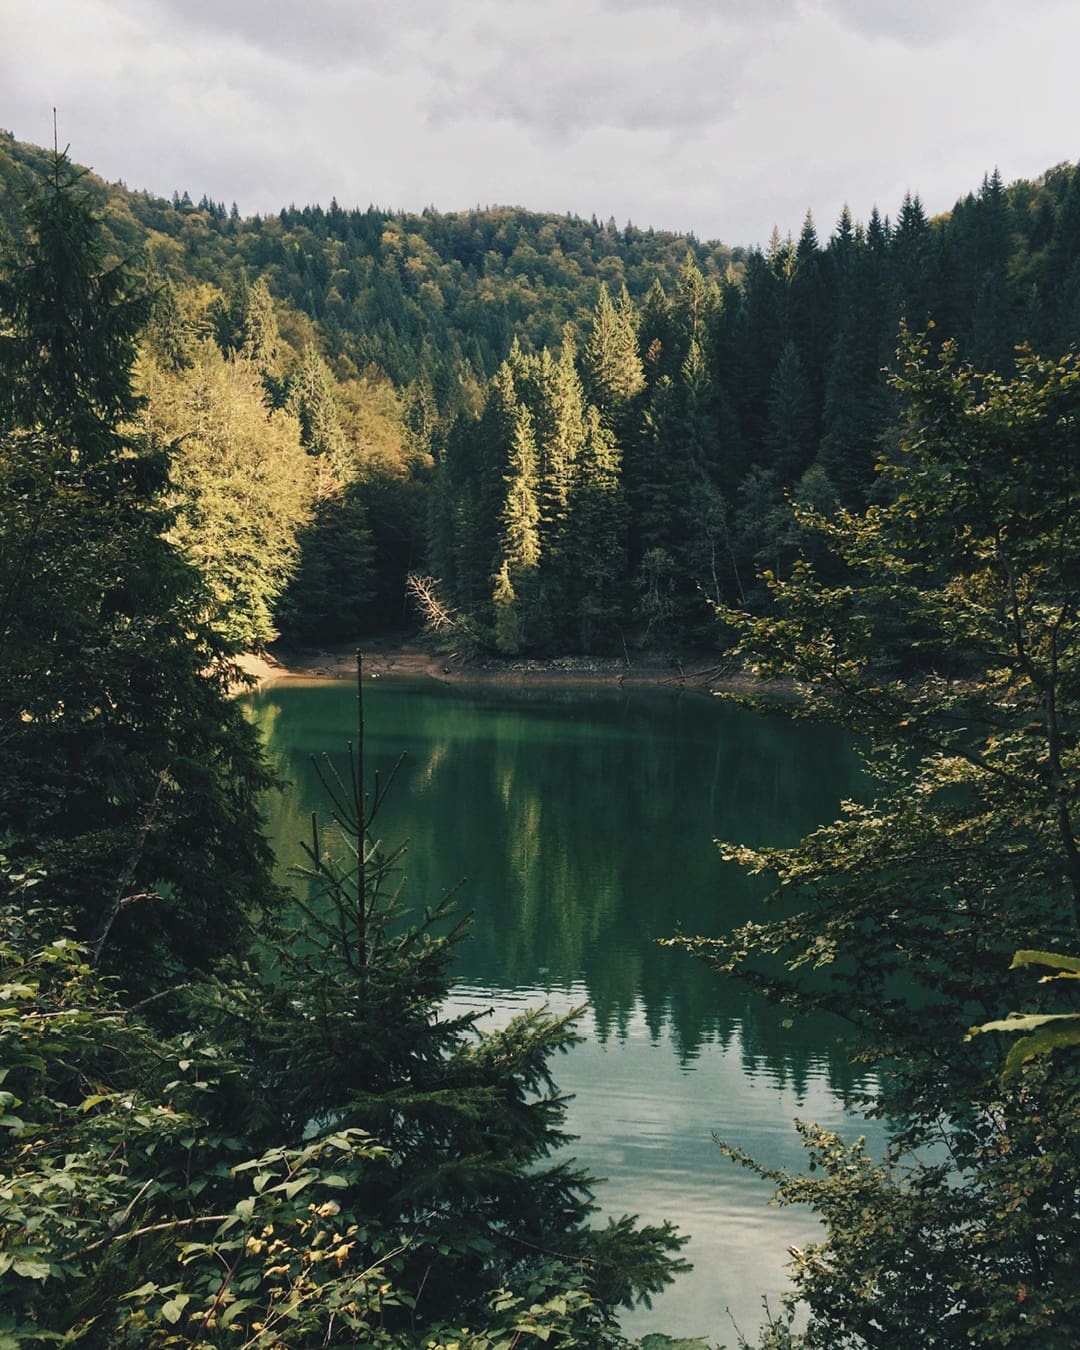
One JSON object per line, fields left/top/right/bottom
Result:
{"left": 233, "top": 636, "right": 773, "bottom": 697}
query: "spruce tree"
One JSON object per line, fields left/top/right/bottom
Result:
{"left": 565, "top": 406, "right": 627, "bottom": 649}
{"left": 680, "top": 335, "right": 1080, "bottom": 1346}
{"left": 764, "top": 339, "right": 815, "bottom": 483}
{"left": 581, "top": 281, "right": 645, "bottom": 428}
{"left": 0, "top": 152, "right": 277, "bottom": 987}
{"left": 494, "top": 403, "right": 541, "bottom": 651}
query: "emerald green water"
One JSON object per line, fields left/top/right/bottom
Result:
{"left": 247, "top": 677, "right": 880, "bottom": 1342}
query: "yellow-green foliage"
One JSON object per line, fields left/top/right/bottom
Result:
{"left": 138, "top": 342, "right": 315, "bottom": 647}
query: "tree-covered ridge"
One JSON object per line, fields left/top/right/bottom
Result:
{"left": 0, "top": 129, "right": 742, "bottom": 397}
{"left": 427, "top": 161, "right": 1080, "bottom": 649}
{"left": 5, "top": 130, "right": 1080, "bottom": 657}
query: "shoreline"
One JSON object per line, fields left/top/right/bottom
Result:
{"left": 234, "top": 638, "right": 784, "bottom": 698}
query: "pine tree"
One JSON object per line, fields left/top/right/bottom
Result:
{"left": 682, "top": 335, "right": 1080, "bottom": 1347}
{"left": 764, "top": 338, "right": 815, "bottom": 482}
{"left": 581, "top": 282, "right": 645, "bottom": 428}
{"left": 276, "top": 482, "right": 375, "bottom": 644}
{"left": 291, "top": 342, "right": 351, "bottom": 488}
{"left": 495, "top": 402, "right": 542, "bottom": 650}
{"left": 0, "top": 153, "right": 276, "bottom": 988}
{"left": 564, "top": 406, "right": 627, "bottom": 649}
{"left": 891, "top": 191, "right": 937, "bottom": 328}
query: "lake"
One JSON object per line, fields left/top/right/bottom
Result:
{"left": 246, "top": 675, "right": 883, "bottom": 1343}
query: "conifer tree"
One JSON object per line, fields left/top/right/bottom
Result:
{"left": 764, "top": 339, "right": 815, "bottom": 483}
{"left": 680, "top": 335, "right": 1080, "bottom": 1346}
{"left": 495, "top": 402, "right": 542, "bottom": 651}
{"left": 292, "top": 343, "right": 349, "bottom": 472}
{"left": 565, "top": 406, "right": 627, "bottom": 648}
{"left": 638, "top": 276, "right": 678, "bottom": 384}
{"left": 581, "top": 281, "right": 645, "bottom": 427}
{"left": 0, "top": 152, "right": 276, "bottom": 986}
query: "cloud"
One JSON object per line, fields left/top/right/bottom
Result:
{"left": 425, "top": 3, "right": 750, "bottom": 142}
{"left": 106, "top": 0, "right": 449, "bottom": 69}
{"left": 431, "top": 46, "right": 746, "bottom": 142}
{"left": 604, "top": 0, "right": 1067, "bottom": 49}
{"left": 3, "top": 0, "right": 1080, "bottom": 247}
{"left": 824, "top": 0, "right": 1018, "bottom": 46}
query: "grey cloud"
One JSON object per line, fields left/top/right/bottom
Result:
{"left": 429, "top": 38, "right": 747, "bottom": 141}
{"left": 823, "top": 0, "right": 1018, "bottom": 46}
{"left": 603, "top": 0, "right": 1060, "bottom": 48}
{"left": 111, "top": 0, "right": 448, "bottom": 70}
{"left": 609, "top": 0, "right": 798, "bottom": 18}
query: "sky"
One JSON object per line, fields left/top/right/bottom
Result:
{"left": 3, "top": 0, "right": 1079, "bottom": 248}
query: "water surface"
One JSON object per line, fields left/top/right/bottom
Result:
{"left": 248, "top": 677, "right": 882, "bottom": 1341}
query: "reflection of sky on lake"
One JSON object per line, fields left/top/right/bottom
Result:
{"left": 248, "top": 678, "right": 881, "bottom": 1342}
{"left": 446, "top": 982, "right": 884, "bottom": 1341}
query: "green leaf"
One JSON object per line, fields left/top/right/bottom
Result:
{"left": 124, "top": 1281, "right": 160, "bottom": 1300}
{"left": 161, "top": 1293, "right": 190, "bottom": 1324}
{"left": 1009, "top": 949, "right": 1080, "bottom": 974}
{"left": 1003, "top": 1022, "right": 1080, "bottom": 1076}
{"left": 971, "top": 1012, "right": 1080, "bottom": 1036}
{"left": 11, "top": 1256, "right": 51, "bottom": 1280}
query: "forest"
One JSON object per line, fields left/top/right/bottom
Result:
{"left": 4, "top": 129, "right": 1080, "bottom": 657}
{"left": 0, "top": 134, "right": 1078, "bottom": 1347}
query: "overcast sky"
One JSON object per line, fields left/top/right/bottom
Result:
{"left": 3, "top": 0, "right": 1079, "bottom": 248}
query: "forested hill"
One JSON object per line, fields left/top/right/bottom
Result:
{"left": 0, "top": 130, "right": 742, "bottom": 394}
{"left": 3, "top": 128, "right": 1079, "bottom": 654}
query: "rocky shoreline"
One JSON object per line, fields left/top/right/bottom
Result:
{"left": 234, "top": 636, "right": 775, "bottom": 697}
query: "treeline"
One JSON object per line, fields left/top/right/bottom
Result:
{"left": 430, "top": 168, "right": 1080, "bottom": 650}
{"left": 4, "top": 131, "right": 1080, "bottom": 656}
{"left": 0, "top": 129, "right": 741, "bottom": 397}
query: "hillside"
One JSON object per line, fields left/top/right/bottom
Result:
{"left": 3, "top": 130, "right": 1079, "bottom": 653}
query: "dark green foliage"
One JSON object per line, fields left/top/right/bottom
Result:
{"left": 0, "top": 153, "right": 278, "bottom": 987}
{"left": 276, "top": 484, "right": 375, "bottom": 644}
{"left": 673, "top": 336, "right": 1080, "bottom": 1346}
{"left": 0, "top": 676, "right": 689, "bottom": 1345}
{"left": 564, "top": 409, "right": 628, "bottom": 650}
{"left": 0, "top": 155, "right": 687, "bottom": 1346}
{"left": 764, "top": 341, "right": 814, "bottom": 482}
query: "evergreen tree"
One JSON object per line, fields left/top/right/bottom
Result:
{"left": 494, "top": 403, "right": 541, "bottom": 651}
{"left": 789, "top": 210, "right": 831, "bottom": 438}
{"left": 1043, "top": 162, "right": 1080, "bottom": 350}
{"left": 891, "top": 191, "right": 937, "bottom": 329}
{"left": 680, "top": 335, "right": 1080, "bottom": 1346}
{"left": 0, "top": 684, "right": 689, "bottom": 1346}
{"left": 239, "top": 275, "right": 283, "bottom": 395}
{"left": 581, "top": 282, "right": 645, "bottom": 428}
{"left": 764, "top": 339, "right": 815, "bottom": 482}
{"left": 565, "top": 406, "right": 627, "bottom": 649}
{"left": 0, "top": 153, "right": 276, "bottom": 987}
{"left": 637, "top": 277, "right": 678, "bottom": 384}
{"left": 276, "top": 482, "right": 375, "bottom": 645}
{"left": 292, "top": 343, "right": 349, "bottom": 471}
{"left": 628, "top": 336, "right": 717, "bottom": 634}
{"left": 143, "top": 276, "right": 197, "bottom": 371}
